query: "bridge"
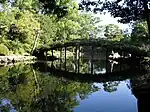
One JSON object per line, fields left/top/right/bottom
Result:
{"left": 33, "top": 39, "right": 148, "bottom": 61}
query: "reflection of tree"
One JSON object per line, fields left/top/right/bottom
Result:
{"left": 0, "top": 63, "right": 100, "bottom": 112}
{"left": 0, "top": 64, "right": 39, "bottom": 111}
{"left": 103, "top": 81, "right": 120, "bottom": 93}
{"left": 31, "top": 71, "right": 100, "bottom": 112}
{"left": 93, "top": 59, "right": 106, "bottom": 74}
{"left": 130, "top": 73, "right": 150, "bottom": 112}
{"left": 52, "top": 55, "right": 106, "bottom": 74}
{"left": 52, "top": 56, "right": 89, "bottom": 73}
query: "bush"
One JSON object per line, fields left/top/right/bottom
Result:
{"left": 0, "top": 44, "right": 9, "bottom": 56}
{"left": 0, "top": 66, "right": 9, "bottom": 76}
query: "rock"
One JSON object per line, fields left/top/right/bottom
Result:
{"left": 0, "top": 56, "right": 37, "bottom": 64}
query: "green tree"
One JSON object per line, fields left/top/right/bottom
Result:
{"left": 104, "top": 24, "right": 124, "bottom": 41}
{"left": 0, "top": 9, "right": 40, "bottom": 54}
{"left": 0, "top": 0, "right": 104, "bottom": 55}
{"left": 38, "top": 15, "right": 57, "bottom": 48}
{"left": 131, "top": 21, "right": 148, "bottom": 42}
{"left": 54, "top": 2, "right": 100, "bottom": 42}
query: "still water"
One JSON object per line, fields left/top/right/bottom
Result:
{"left": 0, "top": 50, "right": 149, "bottom": 112}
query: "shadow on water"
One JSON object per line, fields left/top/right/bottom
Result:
{"left": 0, "top": 48, "right": 150, "bottom": 112}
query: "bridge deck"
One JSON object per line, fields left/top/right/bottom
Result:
{"left": 40, "top": 39, "right": 148, "bottom": 57}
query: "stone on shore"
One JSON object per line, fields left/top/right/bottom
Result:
{"left": 0, "top": 55, "right": 37, "bottom": 63}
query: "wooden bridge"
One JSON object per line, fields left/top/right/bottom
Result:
{"left": 33, "top": 39, "right": 148, "bottom": 61}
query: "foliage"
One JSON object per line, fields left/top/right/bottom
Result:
{"left": 0, "top": 44, "right": 9, "bottom": 55}
{"left": 131, "top": 21, "right": 149, "bottom": 42}
{"left": 0, "top": 9, "right": 40, "bottom": 54}
{"left": 104, "top": 24, "right": 124, "bottom": 41}
{"left": 103, "top": 81, "right": 120, "bottom": 93}
{"left": 79, "top": 0, "right": 150, "bottom": 37}
{"left": 79, "top": 0, "right": 149, "bottom": 23}
{"left": 54, "top": 3, "right": 98, "bottom": 42}
{"left": 0, "top": 66, "right": 9, "bottom": 76}
{"left": 38, "top": 15, "right": 57, "bottom": 48}
{"left": 102, "top": 0, "right": 148, "bottom": 23}
{"left": 38, "top": 0, "right": 68, "bottom": 17}
{"left": 11, "top": 0, "right": 39, "bottom": 11}
{"left": 0, "top": 0, "right": 103, "bottom": 55}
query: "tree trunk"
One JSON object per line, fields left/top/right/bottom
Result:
{"left": 31, "top": 30, "right": 40, "bottom": 55}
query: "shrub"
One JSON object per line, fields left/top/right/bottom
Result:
{"left": 0, "top": 44, "right": 9, "bottom": 56}
{"left": 0, "top": 66, "right": 9, "bottom": 76}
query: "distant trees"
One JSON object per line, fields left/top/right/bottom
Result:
{"left": 104, "top": 24, "right": 124, "bottom": 41}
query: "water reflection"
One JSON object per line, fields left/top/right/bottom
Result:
{"left": 50, "top": 47, "right": 140, "bottom": 75}
{"left": 0, "top": 62, "right": 149, "bottom": 112}
{"left": 0, "top": 63, "right": 99, "bottom": 112}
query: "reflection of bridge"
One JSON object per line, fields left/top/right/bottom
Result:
{"left": 33, "top": 62, "right": 147, "bottom": 83}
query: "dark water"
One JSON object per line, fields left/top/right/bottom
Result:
{"left": 0, "top": 50, "right": 149, "bottom": 112}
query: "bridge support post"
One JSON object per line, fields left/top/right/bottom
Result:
{"left": 77, "top": 46, "right": 79, "bottom": 60}
{"left": 65, "top": 47, "right": 67, "bottom": 71}
{"left": 78, "top": 46, "right": 80, "bottom": 73}
{"left": 59, "top": 48, "right": 62, "bottom": 69}
{"left": 91, "top": 46, "right": 94, "bottom": 74}
{"left": 74, "top": 46, "right": 78, "bottom": 73}
{"left": 105, "top": 48, "right": 108, "bottom": 73}
{"left": 45, "top": 51, "right": 48, "bottom": 61}
{"left": 51, "top": 49, "right": 53, "bottom": 57}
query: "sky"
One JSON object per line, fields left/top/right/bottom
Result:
{"left": 77, "top": 0, "right": 131, "bottom": 30}
{"left": 97, "top": 13, "right": 130, "bottom": 30}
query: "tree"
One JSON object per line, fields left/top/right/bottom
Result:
{"left": 38, "top": 0, "right": 68, "bottom": 17}
{"left": 131, "top": 21, "right": 149, "bottom": 42}
{"left": 0, "top": 0, "right": 68, "bottom": 18}
{"left": 0, "top": 9, "right": 40, "bottom": 54}
{"left": 53, "top": 2, "right": 101, "bottom": 42}
{"left": 37, "top": 15, "right": 57, "bottom": 48}
{"left": 79, "top": 0, "right": 150, "bottom": 36}
{"left": 104, "top": 24, "right": 124, "bottom": 41}
{"left": 0, "top": 0, "right": 103, "bottom": 55}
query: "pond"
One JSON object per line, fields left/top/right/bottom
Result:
{"left": 0, "top": 48, "right": 149, "bottom": 112}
